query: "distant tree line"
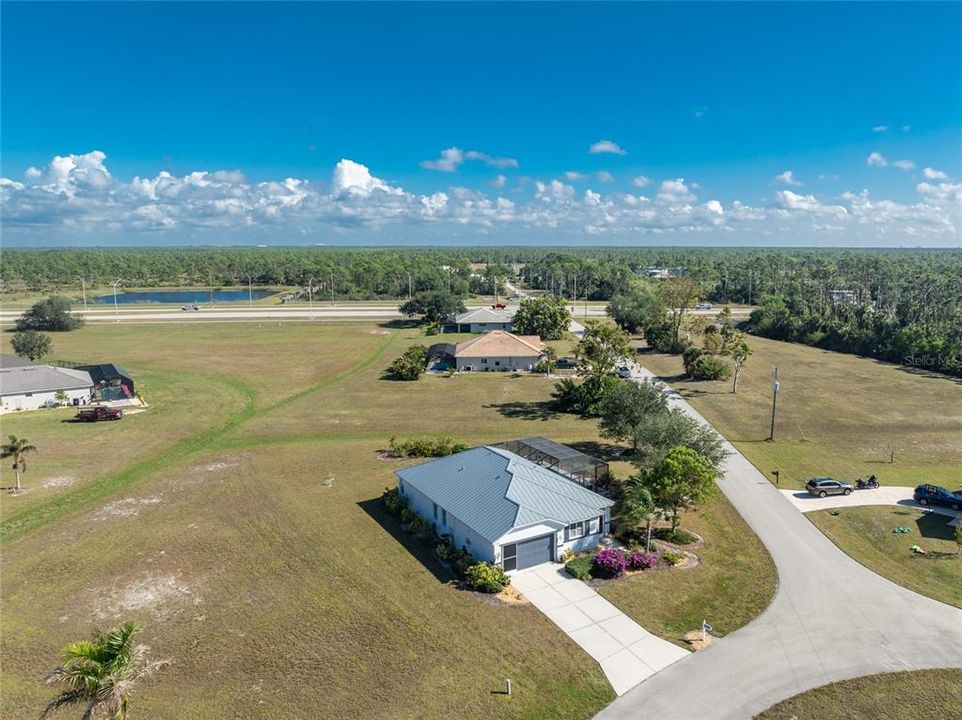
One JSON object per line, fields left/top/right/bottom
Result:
{"left": 3, "top": 246, "right": 959, "bottom": 377}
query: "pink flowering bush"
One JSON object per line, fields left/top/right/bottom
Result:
{"left": 628, "top": 550, "right": 658, "bottom": 571}
{"left": 592, "top": 548, "right": 628, "bottom": 578}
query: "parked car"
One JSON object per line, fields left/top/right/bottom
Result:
{"left": 181, "top": 304, "right": 201, "bottom": 311}
{"left": 805, "top": 476, "right": 853, "bottom": 497}
{"left": 75, "top": 406, "right": 123, "bottom": 422}
{"left": 616, "top": 366, "right": 632, "bottom": 378}
{"left": 913, "top": 484, "right": 962, "bottom": 511}
{"left": 492, "top": 303, "right": 507, "bottom": 310}
{"left": 555, "top": 357, "right": 579, "bottom": 369}
{"left": 696, "top": 302, "right": 714, "bottom": 310}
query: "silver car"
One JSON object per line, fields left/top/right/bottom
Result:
{"left": 806, "top": 476, "right": 853, "bottom": 497}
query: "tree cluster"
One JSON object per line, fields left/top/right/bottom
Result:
{"left": 386, "top": 345, "right": 429, "bottom": 381}
{"left": 17, "top": 297, "right": 83, "bottom": 332}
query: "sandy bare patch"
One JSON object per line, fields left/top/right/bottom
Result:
{"left": 496, "top": 586, "right": 529, "bottom": 605}
{"left": 94, "top": 496, "right": 162, "bottom": 520}
{"left": 94, "top": 572, "right": 201, "bottom": 621}
{"left": 367, "top": 329, "right": 390, "bottom": 335}
{"left": 43, "top": 475, "right": 78, "bottom": 489}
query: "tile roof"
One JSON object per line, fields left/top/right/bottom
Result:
{"left": 396, "top": 445, "right": 613, "bottom": 544}
{"left": 454, "top": 330, "right": 544, "bottom": 358}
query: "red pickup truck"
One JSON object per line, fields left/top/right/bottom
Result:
{"left": 492, "top": 303, "right": 507, "bottom": 309}
{"left": 75, "top": 407, "right": 123, "bottom": 422}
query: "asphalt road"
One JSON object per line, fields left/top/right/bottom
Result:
{"left": 596, "top": 370, "right": 962, "bottom": 720}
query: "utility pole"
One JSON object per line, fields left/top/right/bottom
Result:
{"left": 308, "top": 277, "right": 315, "bottom": 320}
{"left": 248, "top": 275, "right": 253, "bottom": 308}
{"left": 209, "top": 274, "right": 214, "bottom": 307}
{"left": 768, "top": 367, "right": 780, "bottom": 441}
{"left": 112, "top": 279, "right": 121, "bottom": 323}
{"left": 80, "top": 277, "right": 88, "bottom": 314}
{"left": 407, "top": 272, "right": 413, "bottom": 301}
{"left": 748, "top": 271, "right": 753, "bottom": 306}
{"left": 330, "top": 269, "right": 335, "bottom": 306}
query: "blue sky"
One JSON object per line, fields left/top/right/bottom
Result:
{"left": 2, "top": 1, "right": 960, "bottom": 246}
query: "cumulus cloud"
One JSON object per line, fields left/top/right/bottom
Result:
{"left": 564, "top": 171, "right": 587, "bottom": 181}
{"left": 774, "top": 170, "right": 802, "bottom": 186}
{"left": 421, "top": 147, "right": 518, "bottom": 172}
{"left": 893, "top": 159, "right": 915, "bottom": 171}
{"left": 656, "top": 178, "right": 696, "bottom": 203}
{"left": 923, "top": 167, "right": 949, "bottom": 180}
{"left": 596, "top": 171, "right": 615, "bottom": 183}
{"left": 632, "top": 175, "right": 651, "bottom": 188}
{"left": 872, "top": 125, "right": 889, "bottom": 133}
{"left": 2, "top": 149, "right": 957, "bottom": 244}
{"left": 588, "top": 139, "right": 627, "bottom": 155}
{"left": 866, "top": 152, "right": 888, "bottom": 167}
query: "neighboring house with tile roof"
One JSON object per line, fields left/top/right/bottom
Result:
{"left": 0, "top": 355, "right": 93, "bottom": 412}
{"left": 395, "top": 444, "right": 614, "bottom": 570}
{"left": 451, "top": 330, "right": 545, "bottom": 372}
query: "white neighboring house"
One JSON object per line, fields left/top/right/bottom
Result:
{"left": 396, "top": 445, "right": 614, "bottom": 571}
{"left": 453, "top": 330, "right": 545, "bottom": 372}
{"left": 442, "top": 307, "right": 514, "bottom": 334}
{"left": 0, "top": 355, "right": 93, "bottom": 412}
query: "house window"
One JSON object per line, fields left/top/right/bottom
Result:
{"left": 481, "top": 358, "right": 488, "bottom": 364}
{"left": 433, "top": 503, "right": 438, "bottom": 519}
{"left": 441, "top": 509, "right": 447, "bottom": 526}
{"left": 588, "top": 516, "right": 601, "bottom": 535}
{"left": 567, "top": 521, "right": 585, "bottom": 540}
{"left": 494, "top": 360, "right": 501, "bottom": 367}
{"left": 502, "top": 543, "right": 517, "bottom": 571}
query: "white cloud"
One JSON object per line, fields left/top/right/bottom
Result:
{"left": 588, "top": 139, "right": 627, "bottom": 155}
{"left": 492, "top": 174, "right": 507, "bottom": 189}
{"left": 866, "top": 152, "right": 888, "bottom": 167}
{"left": 774, "top": 170, "right": 802, "bottom": 186}
{"left": 656, "top": 178, "right": 696, "bottom": 203}
{"left": 596, "top": 171, "right": 614, "bottom": 183}
{"left": 421, "top": 147, "right": 518, "bottom": 172}
{"left": 917, "top": 181, "right": 962, "bottom": 204}
{"left": 332, "top": 159, "right": 404, "bottom": 197}
{"left": 775, "top": 190, "right": 847, "bottom": 217}
{"left": 872, "top": 125, "right": 889, "bottom": 133}
{"left": 893, "top": 160, "right": 915, "bottom": 171}
{"left": 923, "top": 167, "right": 949, "bottom": 180}
{"left": 564, "top": 171, "right": 587, "bottom": 181}
{"left": 632, "top": 175, "right": 651, "bottom": 188}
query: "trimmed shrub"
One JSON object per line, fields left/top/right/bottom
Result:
{"left": 400, "top": 506, "right": 419, "bottom": 526}
{"left": 389, "top": 436, "right": 468, "bottom": 458}
{"left": 381, "top": 487, "right": 409, "bottom": 516}
{"left": 652, "top": 527, "right": 697, "bottom": 545}
{"left": 691, "top": 354, "right": 731, "bottom": 381}
{"left": 592, "top": 548, "right": 628, "bottom": 578}
{"left": 565, "top": 554, "right": 593, "bottom": 581}
{"left": 465, "top": 562, "right": 511, "bottom": 593}
{"left": 435, "top": 537, "right": 454, "bottom": 561}
{"left": 409, "top": 515, "right": 435, "bottom": 541}
{"left": 662, "top": 550, "right": 686, "bottom": 566}
{"left": 627, "top": 550, "right": 658, "bottom": 571}
{"left": 682, "top": 346, "right": 704, "bottom": 376}
{"left": 387, "top": 344, "right": 428, "bottom": 380}
{"left": 450, "top": 547, "right": 474, "bottom": 577}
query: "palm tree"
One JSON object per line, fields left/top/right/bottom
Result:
{"left": 621, "top": 478, "right": 657, "bottom": 552}
{"left": 42, "top": 621, "right": 168, "bottom": 720}
{"left": 1, "top": 434, "right": 37, "bottom": 492}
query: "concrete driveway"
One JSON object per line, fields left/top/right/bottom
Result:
{"left": 780, "top": 486, "right": 960, "bottom": 519}
{"left": 596, "top": 368, "right": 962, "bottom": 720}
{"left": 512, "top": 563, "right": 689, "bottom": 695}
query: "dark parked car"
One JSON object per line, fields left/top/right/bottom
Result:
{"left": 913, "top": 484, "right": 962, "bottom": 511}
{"left": 75, "top": 406, "right": 123, "bottom": 422}
{"left": 555, "top": 357, "right": 579, "bottom": 369}
{"left": 806, "top": 476, "right": 853, "bottom": 497}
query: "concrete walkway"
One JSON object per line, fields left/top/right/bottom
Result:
{"left": 596, "top": 368, "right": 962, "bottom": 720}
{"left": 512, "top": 563, "right": 689, "bottom": 695}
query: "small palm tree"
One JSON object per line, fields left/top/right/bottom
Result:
{"left": 42, "top": 621, "right": 168, "bottom": 720}
{"left": 1, "top": 434, "right": 37, "bottom": 492}
{"left": 621, "top": 478, "right": 658, "bottom": 552}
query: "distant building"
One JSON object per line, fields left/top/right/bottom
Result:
{"left": 0, "top": 355, "right": 93, "bottom": 412}
{"left": 636, "top": 266, "right": 686, "bottom": 279}
{"left": 77, "top": 363, "right": 135, "bottom": 401}
{"left": 428, "top": 330, "right": 544, "bottom": 372}
{"left": 442, "top": 307, "right": 514, "bottom": 334}
{"left": 829, "top": 289, "right": 859, "bottom": 305}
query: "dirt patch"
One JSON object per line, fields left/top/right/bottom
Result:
{"left": 367, "top": 329, "right": 390, "bottom": 335}
{"left": 94, "top": 572, "right": 201, "bottom": 621}
{"left": 42, "top": 475, "right": 78, "bottom": 489}
{"left": 93, "top": 496, "right": 162, "bottom": 520}
{"left": 683, "top": 630, "right": 716, "bottom": 651}
{"left": 496, "top": 586, "right": 529, "bottom": 605}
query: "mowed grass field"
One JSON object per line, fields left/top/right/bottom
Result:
{"left": 1, "top": 320, "right": 774, "bottom": 720}
{"left": 639, "top": 335, "right": 962, "bottom": 606}
{"left": 809, "top": 506, "right": 961, "bottom": 607}
{"left": 639, "top": 335, "right": 962, "bottom": 490}
{"left": 755, "top": 669, "right": 962, "bottom": 720}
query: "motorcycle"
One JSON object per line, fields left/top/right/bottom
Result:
{"left": 856, "top": 475, "right": 880, "bottom": 490}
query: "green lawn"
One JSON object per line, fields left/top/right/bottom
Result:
{"left": 639, "top": 336, "right": 962, "bottom": 490}
{"left": 601, "top": 488, "right": 777, "bottom": 646}
{"left": 808, "top": 506, "right": 961, "bottom": 608}
{"left": 755, "top": 670, "right": 962, "bottom": 720}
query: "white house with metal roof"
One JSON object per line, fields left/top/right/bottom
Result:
{"left": 0, "top": 355, "right": 93, "bottom": 412}
{"left": 395, "top": 445, "right": 614, "bottom": 571}
{"left": 442, "top": 307, "right": 514, "bottom": 333}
